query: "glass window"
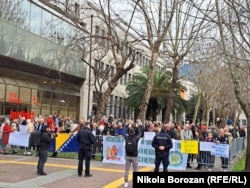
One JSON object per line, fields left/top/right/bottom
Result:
{"left": 60, "top": 106, "right": 68, "bottom": 117}
{"left": 0, "top": 83, "right": 5, "bottom": 101}
{"left": 68, "top": 95, "right": 78, "bottom": 107}
{"left": 41, "top": 9, "right": 53, "bottom": 39}
{"left": 41, "top": 108, "right": 51, "bottom": 117}
{"left": 20, "top": 0, "right": 31, "bottom": 30}
{"left": 128, "top": 74, "right": 131, "bottom": 82}
{"left": 20, "top": 87, "right": 31, "bottom": 104}
{"left": 43, "top": 91, "right": 52, "bottom": 106}
{"left": 60, "top": 94, "right": 69, "bottom": 107}
{"left": 6, "top": 85, "right": 19, "bottom": 104}
{"left": 68, "top": 109, "right": 77, "bottom": 121}
{"left": 30, "top": 3, "right": 42, "bottom": 35}
{"left": 124, "top": 74, "right": 127, "bottom": 85}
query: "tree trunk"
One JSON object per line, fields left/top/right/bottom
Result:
{"left": 212, "top": 106, "right": 216, "bottom": 126}
{"left": 163, "top": 61, "right": 179, "bottom": 123}
{"left": 201, "top": 103, "right": 206, "bottom": 124}
{"left": 137, "top": 52, "right": 158, "bottom": 125}
{"left": 192, "top": 92, "right": 201, "bottom": 124}
{"left": 206, "top": 108, "right": 210, "bottom": 126}
{"left": 94, "top": 68, "right": 127, "bottom": 123}
{"left": 229, "top": 64, "right": 250, "bottom": 171}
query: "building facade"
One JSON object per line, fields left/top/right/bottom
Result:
{"left": 0, "top": 0, "right": 85, "bottom": 121}
{"left": 0, "top": 0, "right": 170, "bottom": 122}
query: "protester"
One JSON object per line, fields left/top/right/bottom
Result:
{"left": 203, "top": 131, "right": 216, "bottom": 171}
{"left": 194, "top": 129, "right": 205, "bottom": 170}
{"left": 77, "top": 123, "right": 95, "bottom": 177}
{"left": 180, "top": 123, "right": 194, "bottom": 168}
{"left": 2, "top": 119, "right": 13, "bottom": 155}
{"left": 123, "top": 125, "right": 141, "bottom": 188}
{"left": 216, "top": 128, "right": 229, "bottom": 171}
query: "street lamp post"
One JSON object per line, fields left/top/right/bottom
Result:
{"left": 87, "top": 15, "right": 93, "bottom": 118}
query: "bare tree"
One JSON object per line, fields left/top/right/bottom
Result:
{"left": 161, "top": 1, "right": 213, "bottom": 123}
{"left": 40, "top": 0, "right": 150, "bottom": 121}
{"left": 81, "top": 1, "right": 145, "bottom": 121}
{"left": 213, "top": 0, "right": 250, "bottom": 171}
{"left": 132, "top": 0, "right": 177, "bottom": 124}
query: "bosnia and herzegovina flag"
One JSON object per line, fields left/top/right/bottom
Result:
{"left": 49, "top": 133, "right": 79, "bottom": 152}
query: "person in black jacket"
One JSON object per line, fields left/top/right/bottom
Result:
{"left": 91, "top": 122, "right": 101, "bottom": 159}
{"left": 37, "top": 125, "right": 54, "bottom": 175}
{"left": 152, "top": 125, "right": 173, "bottom": 172}
{"left": 216, "top": 128, "right": 229, "bottom": 171}
{"left": 123, "top": 125, "right": 141, "bottom": 188}
{"left": 77, "top": 123, "right": 95, "bottom": 177}
{"left": 165, "top": 123, "right": 176, "bottom": 139}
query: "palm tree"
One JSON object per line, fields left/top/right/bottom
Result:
{"left": 125, "top": 67, "right": 189, "bottom": 121}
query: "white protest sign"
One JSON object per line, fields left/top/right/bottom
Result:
{"left": 144, "top": 132, "right": 155, "bottom": 141}
{"left": 211, "top": 144, "right": 229, "bottom": 158}
{"left": 9, "top": 132, "right": 29, "bottom": 147}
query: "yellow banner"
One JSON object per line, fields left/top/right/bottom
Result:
{"left": 180, "top": 140, "right": 198, "bottom": 154}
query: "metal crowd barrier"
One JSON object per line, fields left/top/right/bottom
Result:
{"left": 190, "top": 137, "right": 246, "bottom": 170}
{"left": 92, "top": 135, "right": 103, "bottom": 157}
{"left": 1, "top": 131, "right": 246, "bottom": 169}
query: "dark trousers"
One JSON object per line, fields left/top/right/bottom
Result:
{"left": 204, "top": 151, "right": 215, "bottom": 168}
{"left": 154, "top": 152, "right": 169, "bottom": 172}
{"left": 187, "top": 154, "right": 192, "bottom": 165}
{"left": 221, "top": 157, "right": 229, "bottom": 169}
{"left": 37, "top": 149, "right": 48, "bottom": 173}
{"left": 196, "top": 151, "right": 205, "bottom": 167}
{"left": 78, "top": 145, "right": 92, "bottom": 175}
{"left": 92, "top": 141, "right": 98, "bottom": 158}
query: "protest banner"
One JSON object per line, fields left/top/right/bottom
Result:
{"left": 211, "top": 143, "right": 229, "bottom": 158}
{"left": 102, "top": 136, "right": 125, "bottom": 164}
{"left": 138, "top": 139, "right": 188, "bottom": 170}
{"left": 8, "top": 132, "right": 29, "bottom": 147}
{"left": 180, "top": 140, "right": 198, "bottom": 154}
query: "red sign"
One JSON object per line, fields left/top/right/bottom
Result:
{"left": 10, "top": 110, "right": 35, "bottom": 120}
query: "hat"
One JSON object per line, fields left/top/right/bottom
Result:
{"left": 128, "top": 128, "right": 135, "bottom": 135}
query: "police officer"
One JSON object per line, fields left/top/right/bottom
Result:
{"left": 77, "top": 122, "right": 95, "bottom": 177}
{"left": 151, "top": 125, "right": 173, "bottom": 172}
{"left": 37, "top": 125, "right": 54, "bottom": 175}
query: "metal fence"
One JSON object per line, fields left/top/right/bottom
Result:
{"left": 189, "top": 137, "right": 246, "bottom": 170}
{"left": 1, "top": 132, "right": 246, "bottom": 170}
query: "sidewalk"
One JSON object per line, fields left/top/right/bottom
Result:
{"left": 0, "top": 154, "right": 232, "bottom": 188}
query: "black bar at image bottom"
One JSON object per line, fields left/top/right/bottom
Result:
{"left": 133, "top": 172, "right": 249, "bottom": 188}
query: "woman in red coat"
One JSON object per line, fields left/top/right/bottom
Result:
{"left": 2, "top": 119, "right": 13, "bottom": 154}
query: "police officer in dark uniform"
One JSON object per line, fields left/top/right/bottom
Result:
{"left": 152, "top": 125, "right": 173, "bottom": 172}
{"left": 77, "top": 122, "right": 95, "bottom": 177}
{"left": 37, "top": 125, "right": 54, "bottom": 175}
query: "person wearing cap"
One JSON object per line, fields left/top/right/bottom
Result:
{"left": 37, "top": 125, "right": 55, "bottom": 175}
{"left": 152, "top": 125, "right": 173, "bottom": 172}
{"left": 77, "top": 123, "right": 95, "bottom": 177}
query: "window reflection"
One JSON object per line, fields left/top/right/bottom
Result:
{"left": 0, "top": 84, "right": 5, "bottom": 101}
{"left": 41, "top": 9, "right": 53, "bottom": 39}
{"left": 20, "top": 0, "right": 30, "bottom": 30}
{"left": 30, "top": 3, "right": 42, "bottom": 35}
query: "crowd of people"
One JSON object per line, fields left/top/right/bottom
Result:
{"left": 0, "top": 113, "right": 247, "bottom": 186}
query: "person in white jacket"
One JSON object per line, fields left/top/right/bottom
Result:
{"left": 24, "top": 119, "right": 35, "bottom": 155}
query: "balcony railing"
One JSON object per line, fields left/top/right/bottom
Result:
{"left": 0, "top": 20, "right": 86, "bottom": 78}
